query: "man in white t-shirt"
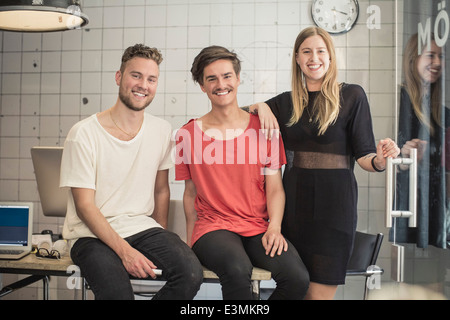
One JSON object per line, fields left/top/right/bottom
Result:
{"left": 60, "top": 44, "right": 203, "bottom": 300}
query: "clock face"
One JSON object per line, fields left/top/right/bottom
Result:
{"left": 311, "top": 0, "right": 359, "bottom": 34}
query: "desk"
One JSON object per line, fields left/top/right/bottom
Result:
{"left": 0, "top": 253, "right": 81, "bottom": 300}
{"left": 1, "top": 254, "right": 271, "bottom": 299}
{"left": 0, "top": 253, "right": 74, "bottom": 275}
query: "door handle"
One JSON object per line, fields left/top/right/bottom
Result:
{"left": 385, "top": 148, "right": 417, "bottom": 228}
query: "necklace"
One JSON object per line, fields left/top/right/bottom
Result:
{"left": 109, "top": 109, "right": 143, "bottom": 138}
{"left": 305, "top": 106, "right": 313, "bottom": 123}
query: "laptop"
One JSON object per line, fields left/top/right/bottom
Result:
{"left": 31, "top": 146, "right": 68, "bottom": 217}
{"left": 0, "top": 202, "right": 34, "bottom": 259}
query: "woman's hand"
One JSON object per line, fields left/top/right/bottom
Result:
{"left": 250, "top": 102, "right": 280, "bottom": 139}
{"left": 357, "top": 138, "right": 400, "bottom": 172}
{"left": 373, "top": 138, "right": 401, "bottom": 171}
{"left": 401, "top": 138, "right": 427, "bottom": 162}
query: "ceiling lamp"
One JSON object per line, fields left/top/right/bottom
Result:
{"left": 0, "top": 0, "right": 89, "bottom": 32}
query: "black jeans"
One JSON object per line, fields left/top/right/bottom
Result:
{"left": 193, "top": 230, "right": 309, "bottom": 300}
{"left": 71, "top": 228, "right": 203, "bottom": 300}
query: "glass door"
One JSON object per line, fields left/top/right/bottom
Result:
{"left": 390, "top": 0, "right": 450, "bottom": 299}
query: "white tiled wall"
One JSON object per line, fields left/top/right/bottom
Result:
{"left": 0, "top": 0, "right": 397, "bottom": 300}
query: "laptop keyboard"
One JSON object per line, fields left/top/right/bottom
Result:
{"left": 0, "top": 250, "right": 24, "bottom": 255}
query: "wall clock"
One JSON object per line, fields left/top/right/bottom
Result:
{"left": 311, "top": 0, "right": 359, "bottom": 34}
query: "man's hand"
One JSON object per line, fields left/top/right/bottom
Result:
{"left": 262, "top": 226, "right": 288, "bottom": 258}
{"left": 121, "top": 246, "right": 159, "bottom": 279}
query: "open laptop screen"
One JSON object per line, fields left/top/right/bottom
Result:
{"left": 30, "top": 147, "right": 67, "bottom": 217}
{"left": 0, "top": 204, "right": 30, "bottom": 247}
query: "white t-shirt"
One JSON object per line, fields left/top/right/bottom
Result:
{"left": 61, "top": 112, "right": 174, "bottom": 242}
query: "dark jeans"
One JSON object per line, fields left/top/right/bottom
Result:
{"left": 71, "top": 227, "right": 203, "bottom": 300}
{"left": 193, "top": 230, "right": 309, "bottom": 300}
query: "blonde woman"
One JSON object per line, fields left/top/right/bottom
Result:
{"left": 395, "top": 33, "right": 449, "bottom": 249}
{"left": 249, "top": 27, "right": 399, "bottom": 299}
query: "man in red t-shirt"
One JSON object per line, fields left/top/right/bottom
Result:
{"left": 175, "top": 46, "right": 309, "bottom": 300}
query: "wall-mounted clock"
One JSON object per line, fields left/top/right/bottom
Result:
{"left": 311, "top": 0, "right": 359, "bottom": 34}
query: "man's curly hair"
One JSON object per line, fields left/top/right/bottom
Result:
{"left": 120, "top": 44, "right": 163, "bottom": 72}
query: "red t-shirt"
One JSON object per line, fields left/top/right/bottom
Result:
{"left": 175, "top": 114, "right": 286, "bottom": 245}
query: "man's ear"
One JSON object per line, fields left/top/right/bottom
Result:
{"left": 115, "top": 70, "right": 122, "bottom": 86}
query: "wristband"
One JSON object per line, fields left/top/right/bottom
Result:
{"left": 371, "top": 156, "right": 385, "bottom": 172}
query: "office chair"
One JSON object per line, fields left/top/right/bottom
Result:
{"left": 346, "top": 231, "right": 384, "bottom": 300}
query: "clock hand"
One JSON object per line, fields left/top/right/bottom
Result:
{"left": 332, "top": 7, "right": 348, "bottom": 15}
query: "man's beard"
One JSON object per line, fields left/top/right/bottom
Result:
{"left": 118, "top": 89, "right": 153, "bottom": 112}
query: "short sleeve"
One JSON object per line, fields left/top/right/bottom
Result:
{"left": 346, "top": 85, "right": 377, "bottom": 159}
{"left": 60, "top": 133, "right": 96, "bottom": 190}
{"left": 265, "top": 92, "right": 291, "bottom": 120}
{"left": 265, "top": 134, "right": 287, "bottom": 170}
{"left": 174, "top": 125, "right": 193, "bottom": 181}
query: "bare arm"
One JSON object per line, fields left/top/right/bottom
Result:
{"left": 183, "top": 179, "right": 198, "bottom": 247}
{"left": 262, "top": 168, "right": 288, "bottom": 257}
{"left": 71, "top": 187, "right": 159, "bottom": 279}
{"left": 152, "top": 169, "right": 170, "bottom": 229}
{"left": 246, "top": 102, "right": 280, "bottom": 139}
{"left": 357, "top": 138, "right": 400, "bottom": 172}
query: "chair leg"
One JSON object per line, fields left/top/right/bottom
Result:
{"left": 82, "top": 278, "right": 88, "bottom": 300}
{"left": 42, "top": 276, "right": 50, "bottom": 300}
{"left": 363, "top": 277, "right": 369, "bottom": 300}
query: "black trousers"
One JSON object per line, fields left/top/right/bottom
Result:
{"left": 193, "top": 230, "right": 309, "bottom": 300}
{"left": 71, "top": 228, "right": 203, "bottom": 300}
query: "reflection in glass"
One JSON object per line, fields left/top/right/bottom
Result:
{"left": 394, "top": 33, "right": 449, "bottom": 249}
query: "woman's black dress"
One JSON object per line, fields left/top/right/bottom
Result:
{"left": 394, "top": 86, "right": 450, "bottom": 249}
{"left": 266, "top": 83, "right": 377, "bottom": 284}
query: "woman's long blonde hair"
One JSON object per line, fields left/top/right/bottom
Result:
{"left": 289, "top": 27, "right": 341, "bottom": 135}
{"left": 402, "top": 33, "right": 442, "bottom": 136}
